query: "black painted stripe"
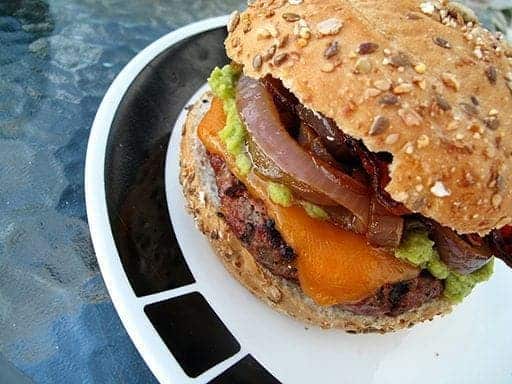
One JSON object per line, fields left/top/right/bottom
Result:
{"left": 208, "top": 355, "right": 281, "bottom": 384}
{"left": 104, "top": 28, "right": 228, "bottom": 296}
{"left": 144, "top": 292, "right": 241, "bottom": 378}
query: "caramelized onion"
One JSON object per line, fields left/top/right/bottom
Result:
{"left": 323, "top": 205, "right": 366, "bottom": 234}
{"left": 367, "top": 198, "right": 404, "bottom": 248}
{"left": 428, "top": 221, "right": 493, "bottom": 274}
{"left": 237, "top": 76, "right": 370, "bottom": 224}
{"left": 248, "top": 136, "right": 337, "bottom": 206}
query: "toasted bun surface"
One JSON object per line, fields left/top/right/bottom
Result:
{"left": 179, "top": 93, "right": 453, "bottom": 333}
{"left": 225, "top": 0, "right": 512, "bottom": 235}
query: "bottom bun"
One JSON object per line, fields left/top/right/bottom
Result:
{"left": 179, "top": 92, "right": 453, "bottom": 333}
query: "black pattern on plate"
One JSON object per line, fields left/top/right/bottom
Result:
{"left": 105, "top": 28, "right": 228, "bottom": 296}
{"left": 144, "top": 292, "right": 241, "bottom": 378}
{"left": 209, "top": 355, "right": 281, "bottom": 384}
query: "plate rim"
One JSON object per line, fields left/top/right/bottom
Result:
{"left": 84, "top": 15, "right": 229, "bottom": 384}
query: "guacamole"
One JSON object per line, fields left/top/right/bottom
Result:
{"left": 208, "top": 65, "right": 251, "bottom": 175}
{"left": 395, "top": 230, "right": 494, "bottom": 302}
{"left": 267, "top": 182, "right": 293, "bottom": 207}
{"left": 301, "top": 201, "right": 329, "bottom": 220}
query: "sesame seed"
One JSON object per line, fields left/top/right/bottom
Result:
{"left": 385, "top": 133, "right": 400, "bottom": 144}
{"left": 485, "top": 65, "right": 497, "bottom": 84}
{"left": 227, "top": 10, "right": 240, "bottom": 32}
{"left": 252, "top": 54, "right": 262, "bottom": 70}
{"left": 317, "top": 18, "right": 343, "bottom": 36}
{"left": 459, "top": 102, "right": 479, "bottom": 117}
{"left": 390, "top": 52, "right": 411, "bottom": 67}
{"left": 473, "top": 47, "right": 483, "bottom": 59}
{"left": 262, "top": 44, "right": 277, "bottom": 61}
{"left": 369, "top": 115, "right": 390, "bottom": 135}
{"left": 354, "top": 57, "right": 372, "bottom": 74}
{"left": 404, "top": 142, "right": 414, "bottom": 154}
{"left": 398, "top": 107, "right": 423, "bottom": 126}
{"left": 489, "top": 109, "right": 499, "bottom": 116}
{"left": 420, "top": 2, "right": 435, "bottom": 15}
{"left": 430, "top": 181, "right": 451, "bottom": 197}
{"left": 321, "top": 62, "right": 335, "bottom": 73}
{"left": 441, "top": 72, "right": 460, "bottom": 91}
{"left": 282, "top": 12, "right": 301, "bottom": 22}
{"left": 324, "top": 41, "right": 339, "bottom": 58}
{"left": 273, "top": 53, "right": 288, "bottom": 66}
{"left": 298, "top": 26, "right": 311, "bottom": 39}
{"left": 415, "top": 184, "right": 424, "bottom": 192}
{"left": 433, "top": 37, "right": 451, "bottom": 49}
{"left": 379, "top": 93, "right": 399, "bottom": 106}
{"left": 484, "top": 116, "right": 500, "bottom": 130}
{"left": 364, "top": 88, "right": 382, "bottom": 98}
{"left": 393, "top": 83, "right": 414, "bottom": 94}
{"left": 294, "top": 19, "right": 311, "bottom": 39}
{"left": 288, "top": 0, "right": 303, "bottom": 4}
{"left": 414, "top": 62, "right": 427, "bottom": 74}
{"left": 435, "top": 94, "right": 451, "bottom": 111}
{"left": 470, "top": 95, "right": 479, "bottom": 106}
{"left": 357, "top": 42, "right": 379, "bottom": 55}
{"left": 383, "top": 48, "right": 392, "bottom": 56}
{"left": 374, "top": 79, "right": 392, "bottom": 91}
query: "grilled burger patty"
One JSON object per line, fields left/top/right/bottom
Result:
{"left": 208, "top": 151, "right": 443, "bottom": 316}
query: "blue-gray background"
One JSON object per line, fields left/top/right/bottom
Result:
{"left": 0, "top": 1, "right": 510, "bottom": 383}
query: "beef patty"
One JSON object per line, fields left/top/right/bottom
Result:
{"left": 208, "top": 152, "right": 443, "bottom": 316}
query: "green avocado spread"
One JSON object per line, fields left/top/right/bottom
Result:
{"left": 396, "top": 230, "right": 494, "bottom": 302}
{"left": 267, "top": 182, "right": 293, "bottom": 207}
{"left": 301, "top": 201, "right": 329, "bottom": 220}
{"left": 208, "top": 64, "right": 251, "bottom": 175}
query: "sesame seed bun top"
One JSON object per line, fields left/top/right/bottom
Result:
{"left": 225, "top": 0, "right": 512, "bottom": 235}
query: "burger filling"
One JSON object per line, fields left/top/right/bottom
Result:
{"left": 202, "top": 64, "right": 508, "bottom": 314}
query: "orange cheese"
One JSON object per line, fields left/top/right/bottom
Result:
{"left": 198, "top": 97, "right": 419, "bottom": 305}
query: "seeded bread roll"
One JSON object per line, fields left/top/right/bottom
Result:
{"left": 180, "top": 94, "right": 453, "bottom": 333}
{"left": 225, "top": 0, "right": 512, "bottom": 236}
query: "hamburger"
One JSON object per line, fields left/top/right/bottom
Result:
{"left": 180, "top": 0, "right": 512, "bottom": 333}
